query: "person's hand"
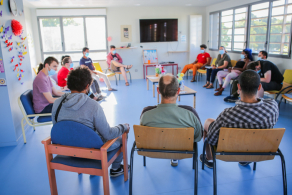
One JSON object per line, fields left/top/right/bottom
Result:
{"left": 228, "top": 67, "right": 232, "bottom": 73}
{"left": 93, "top": 71, "right": 98, "bottom": 75}
{"left": 212, "top": 66, "right": 216, "bottom": 69}
{"left": 124, "top": 123, "right": 130, "bottom": 133}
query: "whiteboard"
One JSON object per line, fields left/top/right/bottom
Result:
{"left": 143, "top": 49, "right": 158, "bottom": 64}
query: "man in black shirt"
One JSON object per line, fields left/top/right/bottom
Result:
{"left": 247, "top": 60, "right": 283, "bottom": 97}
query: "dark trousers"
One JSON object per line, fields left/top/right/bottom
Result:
{"left": 231, "top": 80, "right": 239, "bottom": 97}
{"left": 40, "top": 104, "right": 53, "bottom": 114}
{"left": 207, "top": 69, "right": 223, "bottom": 83}
{"left": 91, "top": 79, "right": 101, "bottom": 94}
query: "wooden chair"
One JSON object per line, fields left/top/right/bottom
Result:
{"left": 278, "top": 87, "right": 292, "bottom": 109}
{"left": 186, "top": 57, "right": 214, "bottom": 81}
{"left": 42, "top": 121, "right": 128, "bottom": 195}
{"left": 202, "top": 127, "right": 287, "bottom": 195}
{"left": 105, "top": 67, "right": 132, "bottom": 86}
{"left": 129, "top": 125, "right": 199, "bottom": 195}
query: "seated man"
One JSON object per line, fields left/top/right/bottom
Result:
{"left": 247, "top": 60, "right": 284, "bottom": 98}
{"left": 224, "top": 50, "right": 269, "bottom": 102}
{"left": 80, "top": 47, "right": 117, "bottom": 91}
{"left": 52, "top": 67, "right": 130, "bottom": 177}
{"left": 33, "top": 57, "right": 64, "bottom": 114}
{"left": 181, "top": 44, "right": 211, "bottom": 82}
{"left": 107, "top": 45, "right": 133, "bottom": 86}
{"left": 140, "top": 74, "right": 203, "bottom": 166}
{"left": 201, "top": 70, "right": 279, "bottom": 168}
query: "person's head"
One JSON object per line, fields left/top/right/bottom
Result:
{"left": 82, "top": 47, "right": 89, "bottom": 57}
{"left": 158, "top": 74, "right": 180, "bottom": 102}
{"left": 238, "top": 70, "right": 261, "bottom": 99}
{"left": 247, "top": 61, "right": 261, "bottom": 72}
{"left": 67, "top": 67, "right": 93, "bottom": 93}
{"left": 61, "top": 55, "right": 70, "bottom": 65}
{"left": 38, "top": 56, "right": 59, "bottom": 75}
{"left": 62, "top": 57, "right": 73, "bottom": 69}
{"left": 200, "top": 44, "right": 207, "bottom": 54}
{"left": 258, "top": 51, "right": 268, "bottom": 60}
{"left": 219, "top": 46, "right": 227, "bottom": 55}
{"left": 110, "top": 45, "right": 116, "bottom": 54}
{"left": 241, "top": 48, "right": 253, "bottom": 61}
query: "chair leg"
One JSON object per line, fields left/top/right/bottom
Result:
{"left": 129, "top": 72, "right": 132, "bottom": 83}
{"left": 122, "top": 133, "right": 128, "bottom": 181}
{"left": 186, "top": 70, "right": 188, "bottom": 80}
{"left": 101, "top": 151, "right": 110, "bottom": 195}
{"left": 114, "top": 74, "right": 118, "bottom": 86}
{"left": 278, "top": 149, "right": 287, "bottom": 195}
{"left": 119, "top": 74, "right": 120, "bottom": 81}
{"left": 143, "top": 156, "right": 146, "bottom": 166}
{"left": 211, "top": 146, "right": 217, "bottom": 195}
{"left": 194, "top": 142, "right": 198, "bottom": 195}
{"left": 278, "top": 97, "right": 284, "bottom": 110}
{"left": 43, "top": 144, "right": 58, "bottom": 195}
{"left": 253, "top": 162, "right": 256, "bottom": 171}
{"left": 21, "top": 118, "right": 27, "bottom": 144}
{"left": 129, "top": 142, "right": 136, "bottom": 195}
{"left": 202, "top": 140, "right": 207, "bottom": 170}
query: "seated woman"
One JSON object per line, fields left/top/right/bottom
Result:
{"left": 57, "top": 56, "right": 73, "bottom": 88}
{"left": 203, "top": 46, "right": 231, "bottom": 89}
{"left": 51, "top": 67, "right": 130, "bottom": 177}
{"left": 33, "top": 57, "right": 64, "bottom": 114}
{"left": 214, "top": 48, "right": 253, "bottom": 96}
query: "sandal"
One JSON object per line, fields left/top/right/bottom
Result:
{"left": 126, "top": 65, "right": 133, "bottom": 69}
{"left": 203, "top": 83, "right": 210, "bottom": 88}
{"left": 125, "top": 82, "right": 129, "bottom": 86}
{"left": 206, "top": 84, "right": 214, "bottom": 89}
{"left": 191, "top": 79, "right": 196, "bottom": 82}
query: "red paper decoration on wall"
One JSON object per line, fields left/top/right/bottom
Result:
{"left": 11, "top": 20, "right": 23, "bottom": 36}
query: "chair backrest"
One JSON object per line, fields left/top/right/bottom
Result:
{"left": 133, "top": 125, "right": 194, "bottom": 159}
{"left": 19, "top": 90, "right": 35, "bottom": 118}
{"left": 93, "top": 62, "right": 103, "bottom": 72}
{"left": 231, "top": 60, "right": 237, "bottom": 67}
{"left": 216, "top": 127, "right": 285, "bottom": 162}
{"left": 51, "top": 121, "right": 104, "bottom": 149}
{"left": 211, "top": 58, "right": 217, "bottom": 66}
{"left": 283, "top": 69, "right": 292, "bottom": 84}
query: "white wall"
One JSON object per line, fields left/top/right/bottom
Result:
{"left": 205, "top": 0, "right": 292, "bottom": 74}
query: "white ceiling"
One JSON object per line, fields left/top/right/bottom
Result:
{"left": 24, "top": 0, "right": 228, "bottom": 8}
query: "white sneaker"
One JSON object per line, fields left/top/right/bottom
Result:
{"left": 170, "top": 159, "right": 178, "bottom": 167}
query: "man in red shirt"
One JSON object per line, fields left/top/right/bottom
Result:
{"left": 181, "top": 44, "right": 211, "bottom": 82}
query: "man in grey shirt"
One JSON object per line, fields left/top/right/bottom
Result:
{"left": 52, "top": 67, "right": 130, "bottom": 177}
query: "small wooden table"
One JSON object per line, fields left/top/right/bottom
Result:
{"left": 146, "top": 75, "right": 160, "bottom": 97}
{"left": 143, "top": 63, "right": 178, "bottom": 79}
{"left": 157, "top": 85, "right": 197, "bottom": 108}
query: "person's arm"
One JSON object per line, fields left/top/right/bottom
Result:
{"left": 52, "top": 86, "right": 65, "bottom": 97}
{"left": 43, "top": 92, "right": 58, "bottom": 104}
{"left": 233, "top": 59, "right": 250, "bottom": 71}
{"left": 261, "top": 70, "right": 271, "bottom": 83}
{"left": 201, "top": 57, "right": 211, "bottom": 68}
{"left": 117, "top": 53, "right": 123, "bottom": 64}
{"left": 93, "top": 104, "right": 129, "bottom": 140}
{"left": 192, "top": 58, "right": 198, "bottom": 64}
{"left": 217, "top": 61, "right": 228, "bottom": 69}
{"left": 106, "top": 54, "right": 112, "bottom": 66}
{"left": 206, "top": 112, "right": 225, "bottom": 146}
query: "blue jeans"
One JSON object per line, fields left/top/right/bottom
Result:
{"left": 108, "top": 136, "right": 124, "bottom": 169}
{"left": 40, "top": 104, "right": 53, "bottom": 113}
{"left": 207, "top": 69, "right": 223, "bottom": 83}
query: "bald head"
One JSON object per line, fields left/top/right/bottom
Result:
{"left": 159, "top": 74, "right": 179, "bottom": 99}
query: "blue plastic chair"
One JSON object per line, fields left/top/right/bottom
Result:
{"left": 18, "top": 90, "right": 52, "bottom": 143}
{"left": 42, "top": 121, "right": 128, "bottom": 195}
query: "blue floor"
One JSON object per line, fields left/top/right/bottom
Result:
{"left": 0, "top": 78, "right": 291, "bottom": 195}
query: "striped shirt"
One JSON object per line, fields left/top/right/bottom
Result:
{"left": 207, "top": 98, "right": 279, "bottom": 146}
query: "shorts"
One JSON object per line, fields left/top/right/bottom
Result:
{"left": 261, "top": 81, "right": 282, "bottom": 91}
{"left": 110, "top": 61, "right": 120, "bottom": 72}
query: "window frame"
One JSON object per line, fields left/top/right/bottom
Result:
{"left": 208, "top": 0, "right": 292, "bottom": 58}
{"left": 209, "top": 11, "right": 221, "bottom": 51}
{"left": 37, "top": 15, "right": 108, "bottom": 62}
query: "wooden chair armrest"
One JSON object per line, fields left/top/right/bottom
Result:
{"left": 41, "top": 136, "right": 51, "bottom": 145}
{"left": 100, "top": 132, "right": 128, "bottom": 151}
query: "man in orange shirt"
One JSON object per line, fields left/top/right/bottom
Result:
{"left": 181, "top": 44, "right": 211, "bottom": 82}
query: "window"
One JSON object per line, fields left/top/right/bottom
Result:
{"left": 38, "top": 16, "right": 107, "bottom": 62}
{"left": 209, "top": 12, "right": 220, "bottom": 50}
{"left": 209, "top": 0, "right": 292, "bottom": 57}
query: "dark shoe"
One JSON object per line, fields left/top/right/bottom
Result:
{"left": 89, "top": 93, "right": 95, "bottom": 99}
{"left": 203, "top": 83, "right": 210, "bottom": 88}
{"left": 110, "top": 164, "right": 130, "bottom": 177}
{"left": 215, "top": 84, "right": 222, "bottom": 91}
{"left": 191, "top": 79, "right": 196, "bottom": 82}
{"left": 109, "top": 88, "right": 118, "bottom": 91}
{"left": 214, "top": 88, "right": 224, "bottom": 96}
{"left": 96, "top": 96, "right": 106, "bottom": 102}
{"left": 224, "top": 95, "right": 239, "bottom": 102}
{"left": 200, "top": 154, "right": 213, "bottom": 169}
{"left": 170, "top": 159, "right": 178, "bottom": 167}
{"left": 239, "top": 162, "right": 251, "bottom": 166}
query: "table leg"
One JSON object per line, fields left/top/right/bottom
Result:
{"left": 172, "top": 65, "right": 174, "bottom": 75}
{"left": 193, "top": 95, "right": 196, "bottom": 109}
{"left": 178, "top": 95, "right": 180, "bottom": 102}
{"left": 143, "top": 65, "right": 145, "bottom": 79}
{"left": 147, "top": 79, "right": 149, "bottom": 90}
{"left": 153, "top": 83, "right": 155, "bottom": 97}
{"left": 146, "top": 66, "right": 148, "bottom": 79}
{"left": 176, "top": 65, "right": 178, "bottom": 75}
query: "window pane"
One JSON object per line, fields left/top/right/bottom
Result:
{"left": 63, "top": 17, "right": 85, "bottom": 51}
{"left": 273, "top": 0, "right": 285, "bottom": 7}
{"left": 39, "top": 18, "right": 62, "bottom": 52}
{"left": 271, "top": 16, "right": 284, "bottom": 24}
{"left": 235, "top": 13, "right": 246, "bottom": 21}
{"left": 209, "top": 12, "right": 220, "bottom": 49}
{"left": 234, "top": 42, "right": 245, "bottom": 50}
{"left": 222, "top": 10, "right": 233, "bottom": 16}
{"left": 270, "top": 25, "right": 283, "bottom": 33}
{"left": 289, "top": 0, "right": 292, "bottom": 3}
{"left": 221, "top": 28, "right": 232, "bottom": 35}
{"left": 234, "top": 28, "right": 245, "bottom": 35}
{"left": 235, "top": 21, "right": 246, "bottom": 28}
{"left": 269, "top": 43, "right": 282, "bottom": 54}
{"left": 250, "top": 35, "right": 266, "bottom": 42}
{"left": 270, "top": 34, "right": 282, "bottom": 42}
{"left": 222, "top": 22, "right": 232, "bottom": 28}
{"left": 251, "top": 10, "right": 269, "bottom": 19}
{"left": 86, "top": 17, "right": 106, "bottom": 50}
{"left": 250, "top": 43, "right": 265, "bottom": 52}
{"left": 44, "top": 52, "right": 107, "bottom": 62}
{"left": 251, "top": 18, "right": 268, "bottom": 26}
{"left": 235, "top": 8, "right": 247, "bottom": 14}
{"left": 288, "top": 5, "right": 292, "bottom": 13}
{"left": 250, "top": 26, "right": 267, "bottom": 34}
{"left": 251, "top": 2, "right": 269, "bottom": 11}
{"left": 285, "top": 24, "right": 291, "bottom": 33}
{"left": 286, "top": 15, "right": 292, "bottom": 23}
{"left": 285, "top": 34, "right": 290, "bottom": 42}
{"left": 221, "top": 15, "right": 233, "bottom": 22}
{"left": 221, "top": 42, "right": 231, "bottom": 50}
{"left": 234, "top": 35, "right": 245, "bottom": 42}
{"left": 272, "top": 6, "right": 285, "bottom": 16}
